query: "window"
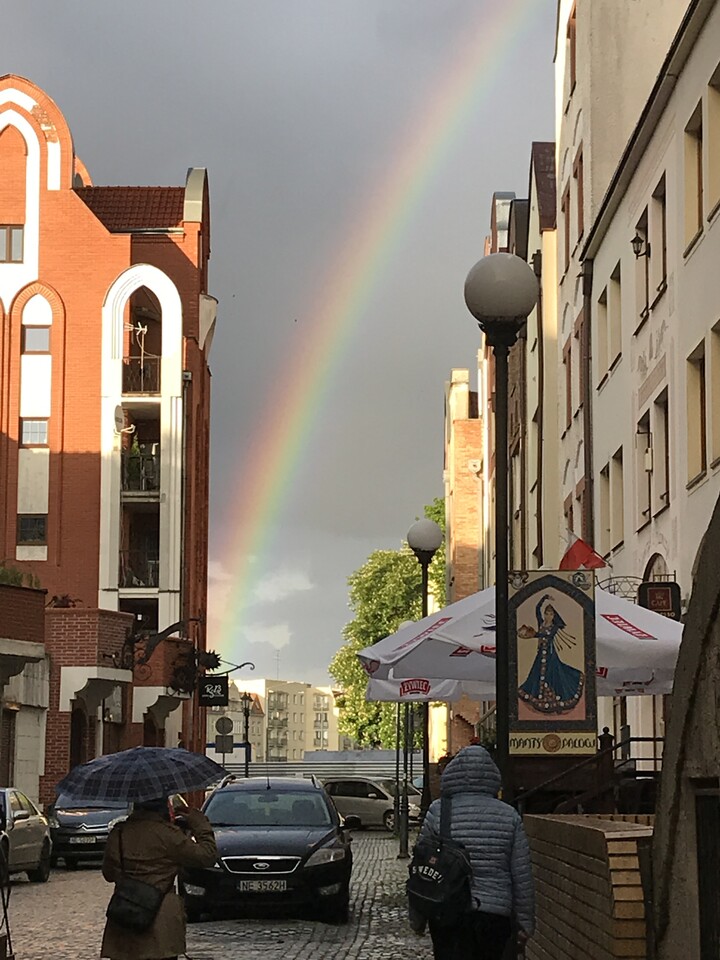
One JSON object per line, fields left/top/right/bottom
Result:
{"left": 21, "top": 327, "right": 50, "bottom": 354}
{"left": 20, "top": 419, "right": 48, "bottom": 446}
{"left": 563, "top": 338, "right": 572, "bottom": 429}
{"left": 596, "top": 287, "right": 609, "bottom": 381}
{"left": 687, "top": 341, "right": 707, "bottom": 482}
{"left": 684, "top": 101, "right": 704, "bottom": 247}
{"left": 17, "top": 514, "right": 47, "bottom": 546}
{"left": 635, "top": 412, "right": 651, "bottom": 529}
{"left": 653, "top": 389, "right": 670, "bottom": 512}
{"left": 650, "top": 176, "right": 668, "bottom": 296}
{"left": 708, "top": 65, "right": 720, "bottom": 211}
{"left": 634, "top": 208, "right": 650, "bottom": 323}
{"left": 563, "top": 493, "right": 574, "bottom": 536}
{"left": 608, "top": 263, "right": 622, "bottom": 366}
{"left": 573, "top": 148, "right": 584, "bottom": 241}
{"left": 561, "top": 186, "right": 571, "bottom": 273}
{"left": 599, "top": 464, "right": 611, "bottom": 556}
{"left": 610, "top": 447, "right": 624, "bottom": 549}
{"left": 0, "top": 225, "right": 23, "bottom": 263}
{"left": 567, "top": 4, "right": 577, "bottom": 96}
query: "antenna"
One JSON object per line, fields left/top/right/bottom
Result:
{"left": 274, "top": 650, "right": 281, "bottom": 680}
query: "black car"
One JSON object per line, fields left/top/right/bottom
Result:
{"left": 181, "top": 777, "right": 360, "bottom": 923}
{"left": 48, "top": 795, "right": 129, "bottom": 868}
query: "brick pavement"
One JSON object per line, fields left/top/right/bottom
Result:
{"left": 7, "top": 833, "right": 433, "bottom": 960}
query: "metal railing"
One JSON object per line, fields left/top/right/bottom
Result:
{"left": 119, "top": 550, "right": 160, "bottom": 588}
{"left": 121, "top": 448, "right": 160, "bottom": 492}
{"left": 515, "top": 737, "right": 665, "bottom": 816}
{"left": 122, "top": 356, "right": 160, "bottom": 394}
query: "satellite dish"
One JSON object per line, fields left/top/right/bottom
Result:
{"left": 114, "top": 406, "right": 125, "bottom": 432}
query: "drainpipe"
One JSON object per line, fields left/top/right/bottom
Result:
{"left": 531, "top": 250, "right": 544, "bottom": 566}
{"left": 582, "top": 259, "right": 595, "bottom": 543}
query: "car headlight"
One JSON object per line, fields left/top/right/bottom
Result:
{"left": 107, "top": 816, "right": 127, "bottom": 830}
{"left": 305, "top": 847, "right": 347, "bottom": 867}
{"left": 48, "top": 816, "right": 59, "bottom": 829}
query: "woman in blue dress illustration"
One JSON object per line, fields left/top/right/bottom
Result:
{"left": 517, "top": 594, "right": 584, "bottom": 714}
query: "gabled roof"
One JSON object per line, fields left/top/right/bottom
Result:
{"left": 530, "top": 142, "right": 556, "bottom": 231}
{"left": 76, "top": 186, "right": 185, "bottom": 232}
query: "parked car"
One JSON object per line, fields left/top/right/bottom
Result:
{"left": 48, "top": 793, "right": 188, "bottom": 869}
{"left": 322, "top": 777, "right": 421, "bottom": 832}
{"left": 181, "top": 776, "right": 360, "bottom": 923}
{"left": 0, "top": 787, "right": 52, "bottom": 882}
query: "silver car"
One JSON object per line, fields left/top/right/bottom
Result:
{"left": 0, "top": 788, "right": 52, "bottom": 882}
{"left": 323, "top": 777, "right": 421, "bottom": 832}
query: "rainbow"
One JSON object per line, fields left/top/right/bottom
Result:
{"left": 215, "top": 1, "right": 546, "bottom": 656}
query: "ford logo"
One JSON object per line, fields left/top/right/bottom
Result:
{"left": 252, "top": 862, "right": 270, "bottom": 871}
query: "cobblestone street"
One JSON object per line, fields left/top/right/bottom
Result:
{"left": 7, "top": 833, "right": 432, "bottom": 960}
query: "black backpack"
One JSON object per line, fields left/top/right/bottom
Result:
{"left": 407, "top": 796, "right": 473, "bottom": 926}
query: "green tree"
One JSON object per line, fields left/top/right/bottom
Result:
{"left": 0, "top": 563, "right": 40, "bottom": 589}
{"left": 329, "top": 499, "right": 447, "bottom": 747}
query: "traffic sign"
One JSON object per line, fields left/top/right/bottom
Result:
{"left": 215, "top": 734, "right": 234, "bottom": 754}
{"left": 215, "top": 715, "right": 233, "bottom": 735}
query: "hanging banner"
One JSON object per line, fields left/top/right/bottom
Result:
{"left": 508, "top": 570, "right": 597, "bottom": 756}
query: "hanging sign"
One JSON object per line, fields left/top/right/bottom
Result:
{"left": 198, "top": 674, "right": 229, "bottom": 707}
{"left": 638, "top": 581, "right": 682, "bottom": 621}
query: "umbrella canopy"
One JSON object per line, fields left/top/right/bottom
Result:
{"left": 358, "top": 586, "right": 683, "bottom": 696}
{"left": 56, "top": 746, "right": 227, "bottom": 803}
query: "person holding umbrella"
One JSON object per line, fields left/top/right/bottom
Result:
{"left": 101, "top": 796, "right": 216, "bottom": 960}
{"left": 55, "top": 746, "right": 226, "bottom": 960}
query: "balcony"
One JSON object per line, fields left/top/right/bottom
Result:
{"left": 267, "top": 716, "right": 288, "bottom": 729}
{"left": 119, "top": 550, "right": 159, "bottom": 589}
{"left": 121, "top": 444, "right": 160, "bottom": 493}
{"left": 122, "top": 356, "right": 160, "bottom": 394}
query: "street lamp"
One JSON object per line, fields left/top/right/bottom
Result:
{"left": 464, "top": 253, "right": 538, "bottom": 800}
{"left": 240, "top": 692, "right": 253, "bottom": 778}
{"left": 407, "top": 518, "right": 443, "bottom": 818}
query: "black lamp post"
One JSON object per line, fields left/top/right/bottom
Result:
{"left": 240, "top": 692, "right": 253, "bottom": 778}
{"left": 463, "top": 253, "right": 538, "bottom": 801}
{"left": 407, "top": 518, "right": 443, "bottom": 817}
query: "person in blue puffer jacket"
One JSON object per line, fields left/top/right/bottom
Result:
{"left": 418, "top": 745, "right": 535, "bottom": 959}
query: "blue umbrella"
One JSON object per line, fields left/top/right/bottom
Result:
{"left": 56, "top": 747, "right": 227, "bottom": 803}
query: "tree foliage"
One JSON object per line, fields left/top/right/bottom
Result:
{"left": 0, "top": 563, "right": 40, "bottom": 589}
{"left": 329, "top": 500, "right": 447, "bottom": 747}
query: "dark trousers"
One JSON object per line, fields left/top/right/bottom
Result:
{"left": 429, "top": 912, "right": 512, "bottom": 960}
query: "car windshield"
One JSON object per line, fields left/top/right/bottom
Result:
{"left": 378, "top": 780, "right": 420, "bottom": 798}
{"left": 55, "top": 796, "right": 127, "bottom": 811}
{"left": 205, "top": 789, "right": 332, "bottom": 828}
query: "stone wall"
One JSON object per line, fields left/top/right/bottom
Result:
{"left": 525, "top": 814, "right": 652, "bottom": 960}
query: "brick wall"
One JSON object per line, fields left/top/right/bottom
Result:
{"left": 133, "top": 636, "right": 193, "bottom": 688}
{"left": 45, "top": 608, "right": 132, "bottom": 667}
{"left": 525, "top": 814, "right": 652, "bottom": 960}
{"left": 0, "top": 584, "right": 46, "bottom": 642}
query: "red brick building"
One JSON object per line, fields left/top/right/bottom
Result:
{"left": 0, "top": 76, "right": 216, "bottom": 801}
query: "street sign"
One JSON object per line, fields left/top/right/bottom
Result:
{"left": 198, "top": 675, "right": 229, "bottom": 707}
{"left": 638, "top": 581, "right": 682, "bottom": 620}
{"left": 215, "top": 715, "right": 233, "bottom": 735}
{"left": 215, "top": 734, "right": 233, "bottom": 754}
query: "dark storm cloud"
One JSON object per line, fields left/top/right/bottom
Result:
{"left": 5, "top": 0, "right": 556, "bottom": 683}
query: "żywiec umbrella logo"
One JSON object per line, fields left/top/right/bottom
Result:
{"left": 362, "top": 659, "right": 380, "bottom": 676}
{"left": 399, "top": 679, "right": 431, "bottom": 697}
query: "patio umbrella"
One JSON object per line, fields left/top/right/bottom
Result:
{"left": 365, "top": 677, "right": 495, "bottom": 703}
{"left": 56, "top": 746, "right": 227, "bottom": 803}
{"left": 358, "top": 586, "right": 683, "bottom": 696}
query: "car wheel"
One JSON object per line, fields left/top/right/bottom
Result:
{"left": 382, "top": 810, "right": 395, "bottom": 832}
{"left": 64, "top": 857, "right": 80, "bottom": 870}
{"left": 28, "top": 842, "right": 51, "bottom": 883}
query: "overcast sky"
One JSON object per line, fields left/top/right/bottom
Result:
{"left": 5, "top": 1, "right": 556, "bottom": 686}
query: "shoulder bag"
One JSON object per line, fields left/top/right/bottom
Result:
{"left": 106, "top": 825, "right": 175, "bottom": 933}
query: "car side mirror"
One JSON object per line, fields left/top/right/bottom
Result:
{"left": 342, "top": 815, "right": 362, "bottom": 831}
{"left": 13, "top": 810, "right": 29, "bottom": 822}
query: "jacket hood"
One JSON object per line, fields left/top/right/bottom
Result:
{"left": 440, "top": 745, "right": 502, "bottom": 798}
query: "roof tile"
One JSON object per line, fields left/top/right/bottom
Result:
{"left": 76, "top": 186, "right": 185, "bottom": 232}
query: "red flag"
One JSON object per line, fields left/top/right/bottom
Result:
{"left": 559, "top": 531, "right": 606, "bottom": 570}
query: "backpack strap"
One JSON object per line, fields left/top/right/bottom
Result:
{"left": 117, "top": 824, "right": 125, "bottom": 873}
{"left": 439, "top": 795, "right": 452, "bottom": 840}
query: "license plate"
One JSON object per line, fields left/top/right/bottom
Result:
{"left": 237, "top": 880, "right": 287, "bottom": 893}
{"left": 68, "top": 837, "right": 96, "bottom": 845}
